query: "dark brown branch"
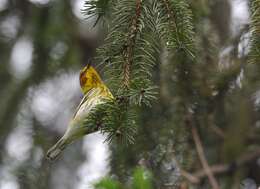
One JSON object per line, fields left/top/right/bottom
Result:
{"left": 122, "top": 0, "right": 142, "bottom": 88}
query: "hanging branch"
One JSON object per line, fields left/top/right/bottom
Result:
{"left": 153, "top": 0, "right": 198, "bottom": 187}
{"left": 245, "top": 0, "right": 260, "bottom": 87}
{"left": 83, "top": 0, "right": 159, "bottom": 144}
{"left": 248, "top": 0, "right": 260, "bottom": 65}
{"left": 160, "top": 0, "right": 179, "bottom": 41}
{"left": 157, "top": 0, "right": 195, "bottom": 58}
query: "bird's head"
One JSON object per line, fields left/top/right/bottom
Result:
{"left": 79, "top": 65, "right": 103, "bottom": 94}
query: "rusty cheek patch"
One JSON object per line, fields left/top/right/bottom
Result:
{"left": 79, "top": 71, "right": 87, "bottom": 87}
{"left": 80, "top": 77, "right": 87, "bottom": 87}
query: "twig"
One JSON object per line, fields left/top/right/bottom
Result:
{"left": 173, "top": 154, "right": 200, "bottom": 184}
{"left": 210, "top": 125, "right": 225, "bottom": 138}
{"left": 180, "top": 169, "right": 200, "bottom": 184}
{"left": 181, "top": 148, "right": 260, "bottom": 184}
{"left": 194, "top": 148, "right": 260, "bottom": 179}
{"left": 191, "top": 125, "right": 220, "bottom": 189}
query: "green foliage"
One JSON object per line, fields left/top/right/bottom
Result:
{"left": 246, "top": 0, "right": 260, "bottom": 87}
{"left": 94, "top": 178, "right": 122, "bottom": 189}
{"left": 132, "top": 168, "right": 152, "bottom": 189}
{"left": 82, "top": 0, "right": 112, "bottom": 26}
{"left": 84, "top": 100, "right": 137, "bottom": 144}
{"left": 156, "top": 0, "right": 195, "bottom": 58}
{"left": 94, "top": 167, "right": 152, "bottom": 189}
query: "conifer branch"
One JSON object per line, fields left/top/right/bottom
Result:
{"left": 82, "top": 0, "right": 112, "bottom": 26}
{"left": 249, "top": 0, "right": 260, "bottom": 65}
{"left": 83, "top": 0, "right": 159, "bottom": 144}
{"left": 157, "top": 0, "right": 195, "bottom": 58}
{"left": 160, "top": 0, "right": 179, "bottom": 40}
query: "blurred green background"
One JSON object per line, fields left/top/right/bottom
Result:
{"left": 0, "top": 1, "right": 107, "bottom": 189}
{"left": 0, "top": 0, "right": 259, "bottom": 189}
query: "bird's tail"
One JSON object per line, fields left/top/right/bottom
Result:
{"left": 46, "top": 138, "right": 67, "bottom": 161}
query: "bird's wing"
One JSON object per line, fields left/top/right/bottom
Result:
{"left": 72, "top": 88, "right": 102, "bottom": 119}
{"left": 72, "top": 94, "right": 89, "bottom": 119}
{"left": 72, "top": 88, "right": 96, "bottom": 119}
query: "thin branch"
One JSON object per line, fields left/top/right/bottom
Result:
{"left": 173, "top": 153, "right": 200, "bottom": 184}
{"left": 180, "top": 169, "right": 200, "bottom": 184}
{"left": 181, "top": 147, "right": 260, "bottom": 184}
{"left": 191, "top": 125, "right": 220, "bottom": 189}
{"left": 210, "top": 125, "right": 225, "bottom": 138}
{"left": 194, "top": 148, "right": 260, "bottom": 179}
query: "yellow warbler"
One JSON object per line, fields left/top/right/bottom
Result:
{"left": 46, "top": 65, "right": 113, "bottom": 161}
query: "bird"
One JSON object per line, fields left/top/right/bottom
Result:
{"left": 46, "top": 64, "right": 113, "bottom": 161}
